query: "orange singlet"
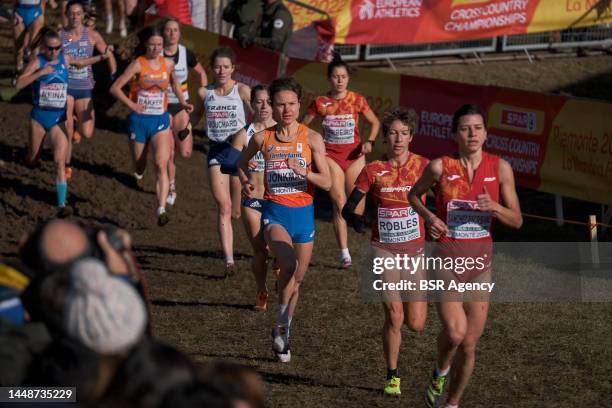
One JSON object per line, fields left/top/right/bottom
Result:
{"left": 307, "top": 91, "right": 372, "bottom": 172}
{"left": 129, "top": 56, "right": 170, "bottom": 116}
{"left": 434, "top": 152, "right": 501, "bottom": 281}
{"left": 261, "top": 124, "right": 314, "bottom": 208}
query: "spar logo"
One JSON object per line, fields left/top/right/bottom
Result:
{"left": 501, "top": 109, "right": 536, "bottom": 132}
{"left": 358, "top": 0, "right": 421, "bottom": 21}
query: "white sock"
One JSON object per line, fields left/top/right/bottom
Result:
{"left": 436, "top": 363, "right": 450, "bottom": 377}
{"left": 340, "top": 248, "right": 350, "bottom": 260}
{"left": 169, "top": 180, "right": 176, "bottom": 191}
{"left": 225, "top": 256, "right": 234, "bottom": 265}
{"left": 444, "top": 404, "right": 458, "bottom": 408}
{"left": 278, "top": 304, "right": 289, "bottom": 327}
{"left": 156, "top": 207, "right": 166, "bottom": 216}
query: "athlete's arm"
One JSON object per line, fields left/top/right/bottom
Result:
{"left": 238, "top": 131, "right": 265, "bottom": 197}
{"left": 220, "top": 128, "right": 247, "bottom": 174}
{"left": 301, "top": 112, "right": 315, "bottom": 125}
{"left": 15, "top": 57, "right": 45, "bottom": 91}
{"left": 91, "top": 30, "right": 117, "bottom": 76}
{"left": 361, "top": 108, "right": 380, "bottom": 154}
{"left": 302, "top": 130, "right": 332, "bottom": 191}
{"left": 109, "top": 59, "right": 144, "bottom": 114}
{"left": 66, "top": 46, "right": 112, "bottom": 67}
{"left": 192, "top": 62, "right": 208, "bottom": 88}
{"left": 477, "top": 158, "right": 523, "bottom": 229}
{"left": 409, "top": 159, "right": 448, "bottom": 239}
{"left": 238, "top": 83, "right": 254, "bottom": 117}
{"left": 169, "top": 60, "right": 194, "bottom": 113}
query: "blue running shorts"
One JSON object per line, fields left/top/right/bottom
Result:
{"left": 262, "top": 201, "right": 315, "bottom": 244}
{"left": 128, "top": 112, "right": 170, "bottom": 144}
{"left": 31, "top": 107, "right": 66, "bottom": 131}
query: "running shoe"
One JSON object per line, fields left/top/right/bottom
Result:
{"left": 224, "top": 262, "right": 235, "bottom": 278}
{"left": 272, "top": 325, "right": 291, "bottom": 363}
{"left": 254, "top": 291, "right": 268, "bottom": 312}
{"left": 166, "top": 191, "right": 177, "bottom": 206}
{"left": 65, "top": 166, "right": 73, "bottom": 181}
{"left": 156, "top": 207, "right": 169, "bottom": 227}
{"left": 341, "top": 257, "right": 352, "bottom": 269}
{"left": 57, "top": 206, "right": 73, "bottom": 219}
{"left": 133, "top": 172, "right": 144, "bottom": 190}
{"left": 384, "top": 375, "right": 401, "bottom": 396}
{"left": 425, "top": 369, "right": 448, "bottom": 408}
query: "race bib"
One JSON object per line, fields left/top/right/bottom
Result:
{"left": 322, "top": 113, "right": 356, "bottom": 145}
{"left": 39, "top": 83, "right": 67, "bottom": 108}
{"left": 206, "top": 106, "right": 239, "bottom": 142}
{"left": 137, "top": 90, "right": 164, "bottom": 115}
{"left": 167, "top": 87, "right": 189, "bottom": 104}
{"left": 446, "top": 199, "right": 491, "bottom": 239}
{"left": 378, "top": 207, "right": 420, "bottom": 243}
{"left": 266, "top": 160, "right": 307, "bottom": 195}
{"left": 69, "top": 65, "right": 89, "bottom": 80}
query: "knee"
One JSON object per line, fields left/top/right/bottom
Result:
{"left": 155, "top": 155, "right": 169, "bottom": 170}
{"left": 386, "top": 307, "right": 404, "bottom": 331}
{"left": 458, "top": 336, "right": 479, "bottom": 357}
{"left": 333, "top": 198, "right": 347, "bottom": 214}
{"left": 444, "top": 326, "right": 467, "bottom": 348}
{"left": 405, "top": 315, "right": 426, "bottom": 332}
{"left": 82, "top": 127, "right": 94, "bottom": 139}
{"left": 218, "top": 201, "right": 232, "bottom": 218}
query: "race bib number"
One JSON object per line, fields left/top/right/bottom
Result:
{"left": 378, "top": 207, "right": 420, "bottom": 243}
{"left": 206, "top": 106, "right": 239, "bottom": 142}
{"left": 137, "top": 90, "right": 164, "bottom": 115}
{"left": 39, "top": 83, "right": 67, "bottom": 108}
{"left": 446, "top": 199, "right": 491, "bottom": 239}
{"left": 69, "top": 65, "right": 89, "bottom": 80}
{"left": 322, "top": 113, "right": 356, "bottom": 145}
{"left": 266, "top": 160, "right": 307, "bottom": 195}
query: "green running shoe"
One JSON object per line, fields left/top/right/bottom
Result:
{"left": 384, "top": 375, "right": 401, "bottom": 396}
{"left": 424, "top": 369, "right": 448, "bottom": 407}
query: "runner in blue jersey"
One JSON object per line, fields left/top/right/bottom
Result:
{"left": 16, "top": 30, "right": 112, "bottom": 217}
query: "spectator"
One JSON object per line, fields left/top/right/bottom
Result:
{"left": 238, "top": 0, "right": 293, "bottom": 54}
{"left": 223, "top": 0, "right": 263, "bottom": 41}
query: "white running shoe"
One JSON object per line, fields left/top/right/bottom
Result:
{"left": 119, "top": 19, "right": 127, "bottom": 38}
{"left": 166, "top": 191, "right": 177, "bottom": 206}
{"left": 272, "top": 325, "right": 291, "bottom": 362}
{"left": 105, "top": 15, "right": 113, "bottom": 34}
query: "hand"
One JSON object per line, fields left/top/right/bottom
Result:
{"left": 39, "top": 64, "right": 55, "bottom": 76}
{"left": 248, "top": 160, "right": 258, "bottom": 170}
{"left": 286, "top": 158, "right": 307, "bottom": 177}
{"left": 103, "top": 45, "right": 114, "bottom": 59}
{"left": 476, "top": 186, "right": 498, "bottom": 212}
{"left": 238, "top": 34, "right": 253, "bottom": 48}
{"left": 242, "top": 181, "right": 255, "bottom": 198}
{"left": 131, "top": 102, "right": 145, "bottom": 114}
{"left": 361, "top": 141, "right": 373, "bottom": 155}
{"left": 97, "top": 228, "right": 132, "bottom": 275}
{"left": 427, "top": 215, "right": 448, "bottom": 240}
{"left": 182, "top": 102, "right": 194, "bottom": 113}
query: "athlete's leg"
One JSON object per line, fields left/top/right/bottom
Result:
{"left": 286, "top": 241, "right": 312, "bottom": 318}
{"left": 345, "top": 155, "right": 366, "bottom": 214}
{"left": 383, "top": 300, "right": 404, "bottom": 372}
{"left": 150, "top": 129, "right": 173, "bottom": 209}
{"left": 172, "top": 110, "right": 192, "bottom": 158}
{"left": 27, "top": 119, "right": 47, "bottom": 165}
{"left": 264, "top": 224, "right": 298, "bottom": 309}
{"left": 64, "top": 96, "right": 75, "bottom": 168}
{"left": 49, "top": 125, "right": 68, "bottom": 183}
{"left": 327, "top": 157, "right": 349, "bottom": 260}
{"left": 74, "top": 97, "right": 95, "bottom": 139}
{"left": 446, "top": 300, "right": 489, "bottom": 406}
{"left": 22, "top": 14, "right": 44, "bottom": 64}
{"left": 129, "top": 140, "right": 147, "bottom": 176}
{"left": 435, "top": 301, "right": 467, "bottom": 375}
{"left": 242, "top": 206, "right": 268, "bottom": 293}
{"left": 104, "top": 0, "right": 113, "bottom": 33}
{"left": 13, "top": 18, "right": 25, "bottom": 71}
{"left": 230, "top": 176, "right": 242, "bottom": 220}
{"left": 207, "top": 166, "right": 234, "bottom": 262}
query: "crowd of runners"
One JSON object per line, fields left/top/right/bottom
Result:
{"left": 11, "top": 3, "right": 524, "bottom": 406}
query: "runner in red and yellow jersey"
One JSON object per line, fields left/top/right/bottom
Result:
{"left": 110, "top": 26, "right": 193, "bottom": 227}
{"left": 409, "top": 104, "right": 522, "bottom": 408}
{"left": 238, "top": 77, "right": 331, "bottom": 363}
{"left": 343, "top": 108, "right": 428, "bottom": 396}
{"left": 302, "top": 57, "right": 380, "bottom": 269}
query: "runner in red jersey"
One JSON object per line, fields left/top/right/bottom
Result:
{"left": 409, "top": 104, "right": 522, "bottom": 408}
{"left": 302, "top": 57, "right": 380, "bottom": 269}
{"left": 343, "top": 108, "right": 428, "bottom": 396}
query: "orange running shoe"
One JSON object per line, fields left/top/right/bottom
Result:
{"left": 254, "top": 291, "right": 268, "bottom": 312}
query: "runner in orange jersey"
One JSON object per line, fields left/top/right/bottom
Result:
{"left": 302, "top": 57, "right": 380, "bottom": 269}
{"left": 343, "top": 108, "right": 428, "bottom": 397}
{"left": 110, "top": 26, "right": 193, "bottom": 227}
{"left": 408, "top": 104, "right": 522, "bottom": 408}
{"left": 238, "top": 77, "right": 331, "bottom": 363}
